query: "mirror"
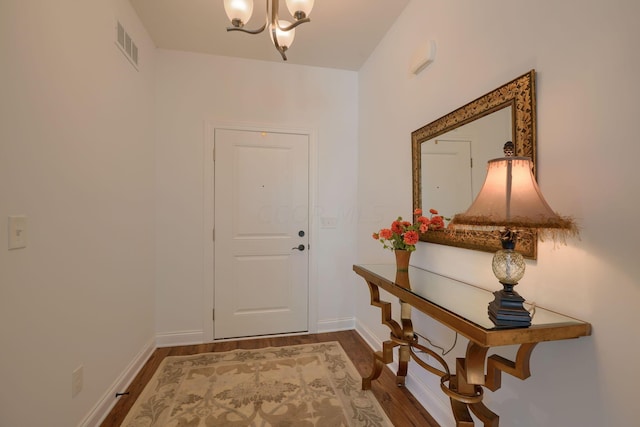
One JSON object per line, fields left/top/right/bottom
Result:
{"left": 412, "top": 70, "right": 537, "bottom": 258}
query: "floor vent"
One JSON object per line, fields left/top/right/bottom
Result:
{"left": 116, "top": 20, "right": 138, "bottom": 70}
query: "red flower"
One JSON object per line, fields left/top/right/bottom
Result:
{"left": 379, "top": 229, "right": 393, "bottom": 239}
{"left": 417, "top": 216, "right": 430, "bottom": 225}
{"left": 430, "top": 216, "right": 445, "bottom": 230}
{"left": 372, "top": 209, "right": 447, "bottom": 252}
{"left": 403, "top": 231, "right": 419, "bottom": 245}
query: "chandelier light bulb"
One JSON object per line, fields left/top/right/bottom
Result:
{"left": 270, "top": 20, "right": 295, "bottom": 49}
{"left": 223, "top": 0, "right": 254, "bottom": 27}
{"left": 285, "top": 0, "right": 315, "bottom": 20}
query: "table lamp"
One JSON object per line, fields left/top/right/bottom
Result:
{"left": 449, "top": 142, "right": 578, "bottom": 327}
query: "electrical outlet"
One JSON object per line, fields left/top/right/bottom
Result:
{"left": 72, "top": 366, "right": 83, "bottom": 397}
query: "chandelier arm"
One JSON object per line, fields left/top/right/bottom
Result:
{"left": 277, "top": 17, "right": 310, "bottom": 32}
{"left": 227, "top": 0, "right": 269, "bottom": 35}
{"left": 270, "top": 0, "right": 288, "bottom": 60}
{"left": 270, "top": 25, "right": 288, "bottom": 60}
{"left": 226, "top": 22, "right": 267, "bottom": 34}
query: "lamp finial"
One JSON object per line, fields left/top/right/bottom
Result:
{"left": 503, "top": 141, "right": 515, "bottom": 157}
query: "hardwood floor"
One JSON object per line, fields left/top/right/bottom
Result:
{"left": 100, "top": 330, "right": 440, "bottom": 426}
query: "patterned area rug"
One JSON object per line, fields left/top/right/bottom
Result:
{"left": 122, "top": 341, "right": 393, "bottom": 426}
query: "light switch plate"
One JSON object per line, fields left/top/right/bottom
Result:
{"left": 8, "top": 216, "right": 27, "bottom": 249}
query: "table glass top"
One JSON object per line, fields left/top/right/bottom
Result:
{"left": 357, "top": 264, "right": 586, "bottom": 330}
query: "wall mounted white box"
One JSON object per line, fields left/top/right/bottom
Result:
{"left": 410, "top": 40, "right": 436, "bottom": 75}
{"left": 8, "top": 216, "right": 27, "bottom": 249}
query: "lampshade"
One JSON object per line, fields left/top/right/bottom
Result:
{"left": 450, "top": 156, "right": 577, "bottom": 236}
{"left": 270, "top": 20, "right": 296, "bottom": 49}
{"left": 223, "top": 0, "right": 254, "bottom": 26}
{"left": 450, "top": 148, "right": 578, "bottom": 328}
{"left": 285, "top": 0, "right": 315, "bottom": 18}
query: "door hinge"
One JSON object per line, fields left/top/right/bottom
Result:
{"left": 212, "top": 148, "right": 215, "bottom": 162}
{"left": 212, "top": 228, "right": 215, "bottom": 241}
{"left": 212, "top": 308, "right": 215, "bottom": 321}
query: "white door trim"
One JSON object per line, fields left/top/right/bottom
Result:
{"left": 203, "top": 121, "right": 318, "bottom": 342}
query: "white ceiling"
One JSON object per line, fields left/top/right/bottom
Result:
{"left": 129, "top": 0, "right": 410, "bottom": 70}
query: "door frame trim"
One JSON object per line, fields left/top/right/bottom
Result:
{"left": 203, "top": 121, "right": 318, "bottom": 341}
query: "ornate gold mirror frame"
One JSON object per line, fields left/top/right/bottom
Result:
{"left": 412, "top": 70, "right": 537, "bottom": 258}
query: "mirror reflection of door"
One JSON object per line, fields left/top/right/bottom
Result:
{"left": 420, "top": 106, "right": 513, "bottom": 219}
{"left": 421, "top": 139, "right": 473, "bottom": 219}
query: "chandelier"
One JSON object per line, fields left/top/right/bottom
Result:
{"left": 223, "top": 0, "right": 315, "bottom": 60}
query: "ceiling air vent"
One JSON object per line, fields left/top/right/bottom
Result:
{"left": 116, "top": 20, "right": 139, "bottom": 70}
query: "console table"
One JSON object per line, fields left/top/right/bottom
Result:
{"left": 354, "top": 264, "right": 591, "bottom": 426}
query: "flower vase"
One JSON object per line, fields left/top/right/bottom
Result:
{"left": 394, "top": 249, "right": 411, "bottom": 288}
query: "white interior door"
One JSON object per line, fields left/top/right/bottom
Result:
{"left": 421, "top": 139, "right": 473, "bottom": 218}
{"left": 214, "top": 128, "right": 309, "bottom": 339}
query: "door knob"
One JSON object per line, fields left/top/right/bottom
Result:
{"left": 292, "top": 244, "right": 305, "bottom": 251}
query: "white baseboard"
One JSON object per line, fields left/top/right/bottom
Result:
{"left": 354, "top": 319, "right": 453, "bottom": 426}
{"left": 316, "top": 317, "right": 355, "bottom": 333}
{"left": 156, "top": 329, "right": 204, "bottom": 347}
{"left": 156, "top": 320, "right": 356, "bottom": 347}
{"left": 403, "top": 370, "right": 455, "bottom": 425}
{"left": 79, "top": 337, "right": 155, "bottom": 427}
{"left": 354, "top": 318, "right": 382, "bottom": 350}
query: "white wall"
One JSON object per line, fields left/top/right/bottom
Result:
{"left": 357, "top": 0, "right": 639, "bottom": 425}
{"left": 154, "top": 50, "right": 359, "bottom": 343}
{"left": 0, "top": 1, "right": 156, "bottom": 426}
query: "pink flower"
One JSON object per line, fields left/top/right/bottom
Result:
{"left": 391, "top": 221, "right": 403, "bottom": 234}
{"left": 429, "top": 208, "right": 439, "bottom": 215}
{"left": 414, "top": 208, "right": 423, "bottom": 215}
{"left": 372, "top": 233, "right": 379, "bottom": 240}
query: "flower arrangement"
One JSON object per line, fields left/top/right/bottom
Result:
{"left": 372, "top": 208, "right": 447, "bottom": 252}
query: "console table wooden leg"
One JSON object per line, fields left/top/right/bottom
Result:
{"left": 396, "top": 299, "right": 414, "bottom": 386}
{"left": 362, "top": 280, "right": 405, "bottom": 390}
{"left": 443, "top": 341, "right": 536, "bottom": 426}
{"left": 362, "top": 339, "right": 398, "bottom": 390}
{"left": 451, "top": 399, "right": 475, "bottom": 427}
{"left": 440, "top": 343, "right": 494, "bottom": 426}
{"left": 469, "top": 402, "right": 499, "bottom": 427}
{"left": 396, "top": 342, "right": 410, "bottom": 386}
